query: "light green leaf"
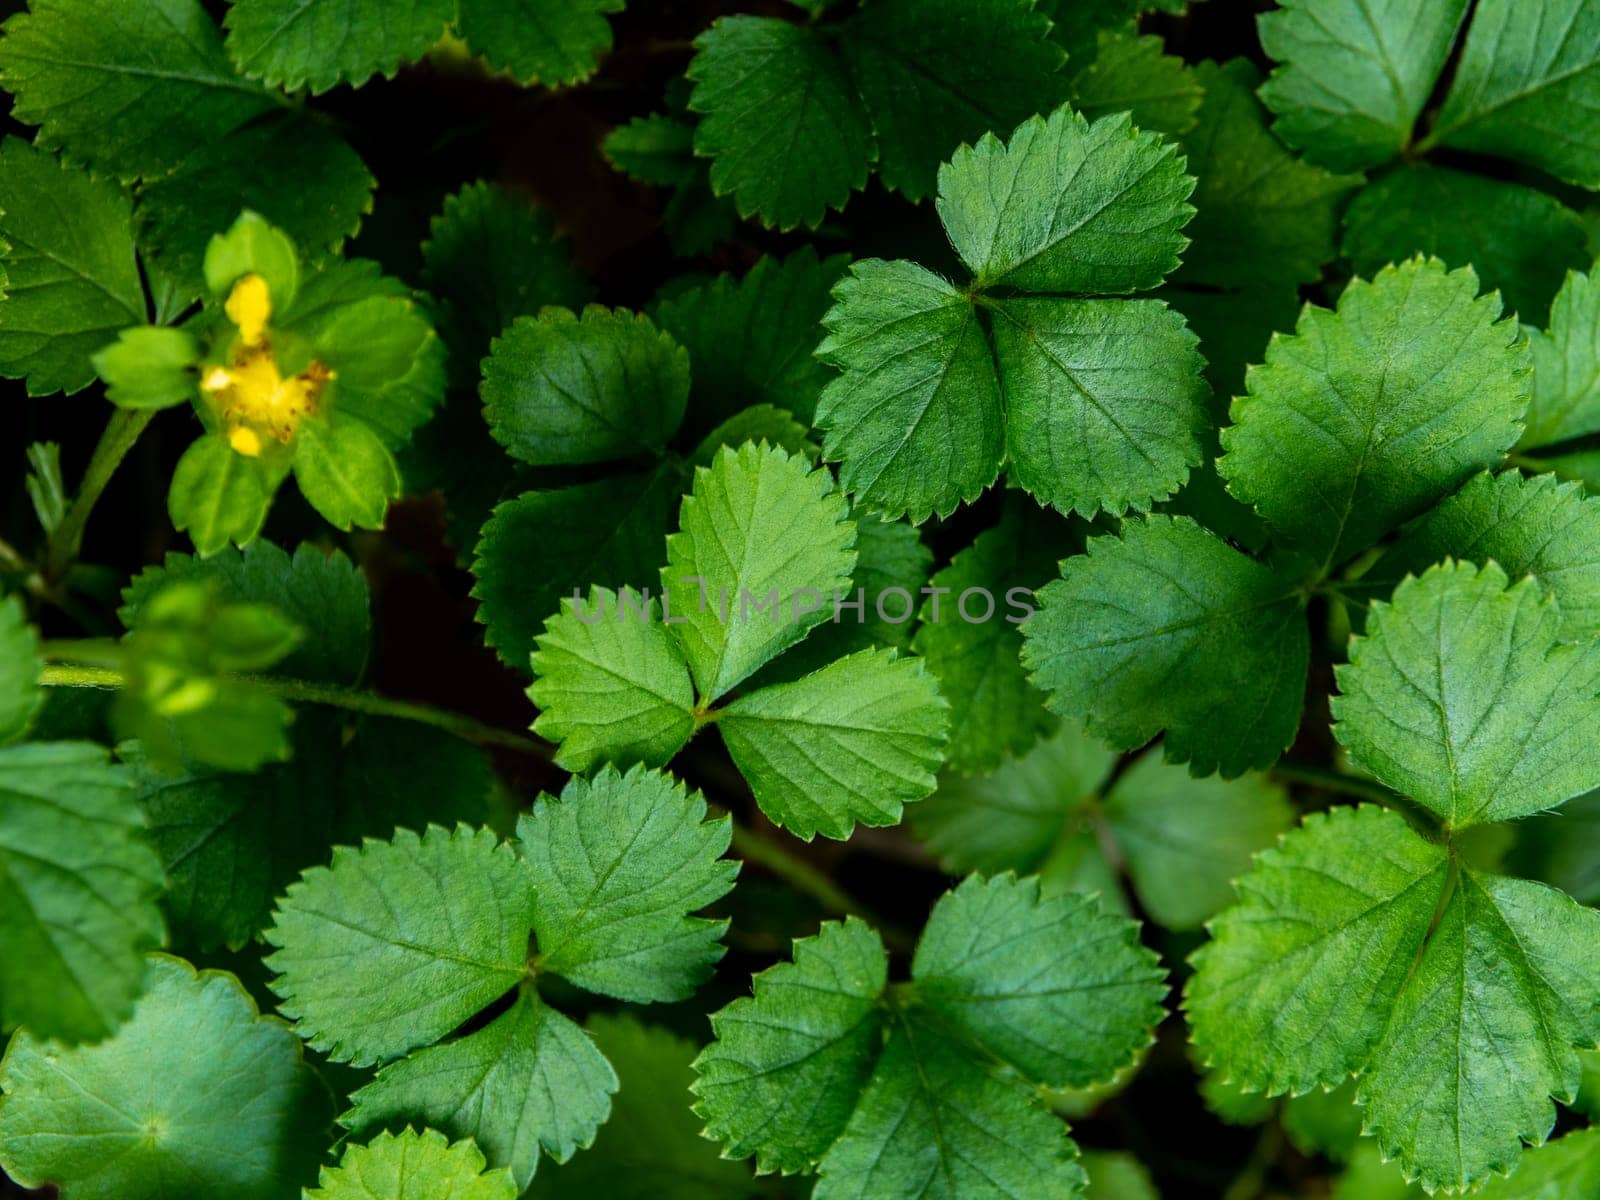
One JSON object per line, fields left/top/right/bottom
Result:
{"left": 1342, "top": 165, "right": 1588, "bottom": 325}
{"left": 1475, "top": 1126, "right": 1600, "bottom": 1198}
{"left": 1219, "top": 257, "right": 1530, "bottom": 567}
{"left": 1526, "top": 265, "right": 1600, "bottom": 448}
{"left": 1070, "top": 30, "right": 1202, "bottom": 136}
{"left": 483, "top": 306, "right": 689, "bottom": 466}
{"left": 203, "top": 208, "right": 300, "bottom": 305}
{"left": 458, "top": 0, "right": 623, "bottom": 86}
{"left": 345, "top": 989, "right": 617, "bottom": 1191}
{"left": 224, "top": 0, "right": 453, "bottom": 93}
{"left": 0, "top": 595, "right": 42, "bottom": 744}
{"left": 0, "top": 0, "right": 274, "bottom": 179}
{"left": 0, "top": 742, "right": 164, "bottom": 1042}
{"left": 1022, "top": 516, "right": 1309, "bottom": 778}
{"left": 308, "top": 1128, "right": 518, "bottom": 1200}
{"left": 1082, "top": 1151, "right": 1159, "bottom": 1200}
{"left": 1257, "top": 0, "right": 1469, "bottom": 172}
{"left": 1333, "top": 560, "right": 1600, "bottom": 830}
{"left": 92, "top": 326, "right": 198, "bottom": 409}
{"left": 717, "top": 648, "right": 949, "bottom": 841}
{"left": 693, "top": 918, "right": 889, "bottom": 1174}
{"left": 688, "top": 17, "right": 873, "bottom": 230}
{"left": 1333, "top": 1142, "right": 1425, "bottom": 1200}
{"left": 0, "top": 137, "right": 144, "bottom": 395}
{"left": 168, "top": 435, "right": 275, "bottom": 555}
{"left": 1430, "top": 0, "right": 1600, "bottom": 187}
{"left": 293, "top": 417, "right": 403, "bottom": 531}
{"left": 266, "top": 824, "right": 538, "bottom": 1066}
{"left": 1281, "top": 1080, "right": 1365, "bottom": 1163}
{"left": 815, "top": 258, "right": 1005, "bottom": 523}
{"left": 518, "top": 765, "right": 735, "bottom": 1001}
{"left": 0, "top": 954, "right": 330, "bottom": 1200}
{"left": 662, "top": 441, "right": 856, "bottom": 699}
{"left": 938, "top": 107, "right": 1194, "bottom": 294}
{"left": 529, "top": 587, "right": 697, "bottom": 773}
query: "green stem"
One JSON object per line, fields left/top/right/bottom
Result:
{"left": 1220, "top": 1122, "right": 1283, "bottom": 1200}
{"left": 46, "top": 408, "right": 157, "bottom": 580}
{"left": 1271, "top": 761, "right": 1397, "bottom": 803}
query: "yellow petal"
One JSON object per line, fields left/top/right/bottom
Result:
{"left": 229, "top": 426, "right": 263, "bottom": 457}
{"left": 225, "top": 274, "right": 272, "bottom": 347}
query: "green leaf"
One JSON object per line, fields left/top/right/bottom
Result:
{"left": 529, "top": 587, "right": 698, "bottom": 773}
{"left": 835, "top": 0, "right": 1068, "bottom": 202}
{"left": 517, "top": 765, "right": 735, "bottom": 1001}
{"left": 1430, "top": 0, "right": 1600, "bottom": 188}
{"left": 266, "top": 824, "right": 538, "bottom": 1066}
{"left": 1070, "top": 31, "right": 1202, "bottom": 136}
{"left": 168, "top": 435, "right": 275, "bottom": 555}
{"left": 344, "top": 989, "right": 617, "bottom": 1191}
{"left": 938, "top": 108, "right": 1194, "bottom": 294}
{"left": 717, "top": 648, "right": 950, "bottom": 841}
{"left": 1174, "top": 60, "right": 1362, "bottom": 290}
{"left": 1341, "top": 165, "right": 1588, "bottom": 325}
{"left": 135, "top": 111, "right": 375, "bottom": 306}
{"left": 1218, "top": 257, "right": 1531, "bottom": 567}
{"left": 1081, "top": 1151, "right": 1159, "bottom": 1200}
{"left": 0, "top": 742, "right": 164, "bottom": 1042}
{"left": 1256, "top": 0, "right": 1469, "bottom": 172}
{"left": 293, "top": 417, "right": 404, "bottom": 531}
{"left": 93, "top": 326, "right": 199, "bottom": 409}
{"left": 911, "top": 498, "right": 1077, "bottom": 772}
{"left": 1358, "top": 470, "right": 1600, "bottom": 640}
{"left": 815, "top": 258, "right": 1006, "bottom": 523}
{"left": 1525, "top": 265, "right": 1600, "bottom": 448}
{"left": 913, "top": 874, "right": 1166, "bottom": 1089}
{"left": 203, "top": 208, "right": 300, "bottom": 305}
{"left": 457, "top": 0, "right": 623, "bottom": 86}
{"left": 308, "top": 1128, "right": 518, "bottom": 1200}
{"left": 224, "top": 0, "right": 453, "bottom": 93}
{"left": 471, "top": 467, "right": 680, "bottom": 671}
{"left": 688, "top": 17, "right": 873, "bottom": 230}
{"left": 0, "top": 954, "right": 331, "bottom": 1200}
{"left": 662, "top": 442, "right": 856, "bottom": 700}
{"left": 0, "top": 137, "right": 144, "bottom": 395}
{"left": 1333, "top": 560, "right": 1600, "bottom": 830}
{"left": 1022, "top": 516, "right": 1309, "bottom": 778}
{"left": 691, "top": 405, "right": 815, "bottom": 469}
{"left": 121, "top": 538, "right": 371, "bottom": 686}
{"left": 655, "top": 248, "right": 847, "bottom": 430}
{"left": 483, "top": 306, "right": 689, "bottom": 466}
{"left": 1332, "top": 1143, "right": 1425, "bottom": 1200}
{"left": 1281, "top": 1080, "right": 1365, "bottom": 1163}
{"left": 0, "top": 0, "right": 275, "bottom": 179}
{"left": 528, "top": 1015, "right": 757, "bottom": 1200}
{"left": 1476, "top": 1127, "right": 1600, "bottom": 1198}
{"left": 693, "top": 918, "right": 889, "bottom": 1174}
{"left": 0, "top": 595, "right": 42, "bottom": 744}
{"left": 605, "top": 113, "right": 699, "bottom": 186}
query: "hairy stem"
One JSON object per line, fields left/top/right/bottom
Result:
{"left": 46, "top": 408, "right": 157, "bottom": 580}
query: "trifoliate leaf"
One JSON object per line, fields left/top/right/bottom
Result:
{"left": 913, "top": 874, "right": 1166, "bottom": 1089}
{"left": 1070, "top": 31, "right": 1202, "bottom": 136}
{"left": 688, "top": 17, "right": 874, "bottom": 231}
{"left": 93, "top": 326, "right": 199, "bottom": 409}
{"left": 168, "top": 432, "right": 274, "bottom": 555}
{"left": 266, "top": 824, "right": 539, "bottom": 1066}
{"left": 472, "top": 466, "right": 680, "bottom": 671}
{"left": 1219, "top": 258, "right": 1530, "bottom": 568}
{"left": 1342, "top": 165, "right": 1588, "bottom": 324}
{"left": 529, "top": 587, "right": 698, "bottom": 773}
{"left": 457, "top": 0, "right": 623, "bottom": 87}
{"left": 0, "top": 0, "right": 275, "bottom": 180}
{"left": 308, "top": 1128, "right": 518, "bottom": 1200}
{"left": 814, "top": 1013, "right": 1089, "bottom": 1200}
{"left": 224, "top": 0, "right": 453, "bottom": 93}
{"left": 656, "top": 248, "right": 848, "bottom": 431}
{"left": 1333, "top": 560, "right": 1600, "bottom": 830}
{"left": 528, "top": 1015, "right": 757, "bottom": 1200}
{"left": 0, "top": 954, "right": 330, "bottom": 1200}
{"left": 344, "top": 989, "right": 617, "bottom": 1191}
{"left": 292, "top": 416, "right": 404, "bottom": 531}
{"left": 717, "top": 648, "right": 949, "bottom": 841}
{"left": 135, "top": 111, "right": 376, "bottom": 306}
{"left": 815, "top": 258, "right": 1006, "bottom": 523}
{"left": 483, "top": 306, "right": 689, "bottom": 466}
{"left": 1256, "top": 0, "right": 1469, "bottom": 172}
{"left": 1475, "top": 1127, "right": 1600, "bottom": 1198}
{"left": 663, "top": 442, "right": 856, "bottom": 700}
{"left": 1358, "top": 471, "right": 1600, "bottom": 639}
{"left": 121, "top": 539, "right": 370, "bottom": 685}
{"left": 517, "top": 765, "right": 735, "bottom": 1002}
{"left": 1525, "top": 265, "right": 1600, "bottom": 449}
{"left": 0, "top": 595, "right": 41, "bottom": 743}
{"left": 1022, "top": 516, "right": 1309, "bottom": 778}
{"left": 0, "top": 742, "right": 164, "bottom": 1042}
{"left": 939, "top": 108, "right": 1194, "bottom": 294}
{"left": 1174, "top": 60, "right": 1362, "bottom": 290}
{"left": 1430, "top": 0, "right": 1600, "bottom": 188}
{"left": 911, "top": 498, "right": 1077, "bottom": 772}
{"left": 693, "top": 918, "right": 890, "bottom": 1174}
{"left": 0, "top": 137, "right": 144, "bottom": 395}
{"left": 834, "top": 0, "right": 1068, "bottom": 202}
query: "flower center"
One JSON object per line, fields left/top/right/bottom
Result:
{"left": 202, "top": 274, "right": 334, "bottom": 457}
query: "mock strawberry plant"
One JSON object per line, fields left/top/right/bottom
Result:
{"left": 7, "top": 2, "right": 1600, "bottom": 1198}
